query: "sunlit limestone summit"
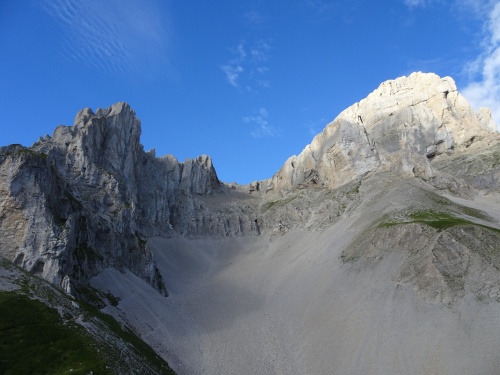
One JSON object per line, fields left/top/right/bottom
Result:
{"left": 1, "top": 72, "right": 500, "bottom": 375}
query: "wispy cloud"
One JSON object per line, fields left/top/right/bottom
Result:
{"left": 221, "top": 64, "right": 244, "bottom": 87}
{"left": 258, "top": 80, "right": 271, "bottom": 89}
{"left": 243, "top": 108, "right": 281, "bottom": 138}
{"left": 304, "top": 0, "right": 362, "bottom": 23}
{"left": 243, "top": 10, "right": 268, "bottom": 26}
{"left": 304, "top": 119, "right": 324, "bottom": 137}
{"left": 455, "top": 0, "right": 496, "bottom": 16}
{"left": 42, "top": 0, "right": 170, "bottom": 75}
{"left": 403, "top": 0, "right": 428, "bottom": 8}
{"left": 402, "top": 0, "right": 448, "bottom": 9}
{"left": 220, "top": 40, "right": 272, "bottom": 90}
{"left": 250, "top": 40, "right": 271, "bottom": 62}
{"left": 404, "top": 56, "right": 464, "bottom": 78}
{"left": 462, "top": 2, "right": 500, "bottom": 127}
{"left": 404, "top": 0, "right": 495, "bottom": 15}
{"left": 401, "top": 0, "right": 500, "bottom": 127}
{"left": 305, "top": 0, "right": 339, "bottom": 14}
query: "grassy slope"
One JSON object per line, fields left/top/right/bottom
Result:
{"left": 0, "top": 258, "right": 176, "bottom": 375}
{"left": 0, "top": 292, "right": 109, "bottom": 375}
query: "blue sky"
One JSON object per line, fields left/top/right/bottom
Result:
{"left": 1, "top": 0, "right": 499, "bottom": 184}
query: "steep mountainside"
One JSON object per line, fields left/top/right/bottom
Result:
{"left": 0, "top": 103, "right": 259, "bottom": 298}
{"left": 1, "top": 72, "right": 500, "bottom": 374}
{"left": 0, "top": 257, "right": 174, "bottom": 375}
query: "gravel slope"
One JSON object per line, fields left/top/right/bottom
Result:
{"left": 91, "top": 186, "right": 500, "bottom": 375}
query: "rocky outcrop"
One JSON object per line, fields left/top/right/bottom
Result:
{"left": 339, "top": 176, "right": 500, "bottom": 305}
{"left": 136, "top": 151, "right": 259, "bottom": 237}
{"left": 257, "top": 72, "right": 499, "bottom": 193}
{"left": 0, "top": 103, "right": 259, "bottom": 296}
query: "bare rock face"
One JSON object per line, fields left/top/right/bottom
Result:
{"left": 0, "top": 103, "right": 259, "bottom": 296}
{"left": 263, "top": 72, "right": 499, "bottom": 193}
{"left": 135, "top": 152, "right": 250, "bottom": 238}
{"left": 1, "top": 104, "right": 154, "bottom": 295}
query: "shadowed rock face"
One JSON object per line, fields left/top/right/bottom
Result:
{"left": 0, "top": 102, "right": 259, "bottom": 295}
{"left": 0, "top": 72, "right": 499, "bottom": 314}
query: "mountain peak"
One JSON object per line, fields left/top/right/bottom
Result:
{"left": 262, "top": 72, "right": 498, "bottom": 193}
{"left": 370, "top": 72, "right": 455, "bottom": 97}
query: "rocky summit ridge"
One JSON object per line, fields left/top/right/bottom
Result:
{"left": 258, "top": 72, "right": 498, "bottom": 193}
{"left": 0, "top": 72, "right": 499, "bottom": 299}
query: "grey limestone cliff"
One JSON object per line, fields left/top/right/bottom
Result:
{"left": 0, "top": 102, "right": 258, "bottom": 296}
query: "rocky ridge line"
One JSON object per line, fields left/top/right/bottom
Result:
{"left": 1, "top": 72, "right": 499, "bottom": 297}
{"left": 0, "top": 102, "right": 259, "bottom": 296}
{"left": 250, "top": 72, "right": 498, "bottom": 194}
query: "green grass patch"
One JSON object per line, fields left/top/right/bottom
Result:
{"left": 0, "top": 292, "right": 109, "bottom": 375}
{"left": 408, "top": 211, "right": 469, "bottom": 229}
{"left": 4, "top": 147, "right": 48, "bottom": 160}
{"left": 261, "top": 195, "right": 297, "bottom": 212}
{"left": 460, "top": 206, "right": 491, "bottom": 221}
{"left": 0, "top": 259, "right": 175, "bottom": 374}
{"left": 77, "top": 300, "right": 174, "bottom": 374}
{"left": 381, "top": 210, "right": 500, "bottom": 232}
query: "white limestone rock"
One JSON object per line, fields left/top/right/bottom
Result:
{"left": 264, "top": 72, "right": 499, "bottom": 192}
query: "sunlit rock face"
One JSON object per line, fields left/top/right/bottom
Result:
{"left": 262, "top": 72, "right": 498, "bottom": 193}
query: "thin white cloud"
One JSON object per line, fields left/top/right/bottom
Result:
{"left": 403, "top": 0, "right": 427, "bottom": 7}
{"left": 304, "top": 0, "right": 363, "bottom": 22}
{"left": 250, "top": 40, "right": 271, "bottom": 62}
{"left": 235, "top": 43, "right": 247, "bottom": 60}
{"left": 455, "top": 0, "right": 495, "bottom": 16}
{"left": 243, "top": 10, "right": 268, "bottom": 26}
{"left": 401, "top": 0, "right": 500, "bottom": 127}
{"left": 306, "top": 121, "right": 318, "bottom": 137}
{"left": 304, "top": 119, "right": 321, "bottom": 137}
{"left": 243, "top": 108, "right": 281, "bottom": 138}
{"left": 306, "top": 0, "right": 337, "bottom": 14}
{"left": 220, "top": 44, "right": 246, "bottom": 87}
{"left": 462, "top": 2, "right": 500, "bottom": 128}
{"left": 221, "top": 65, "right": 244, "bottom": 87}
{"left": 402, "top": 0, "right": 448, "bottom": 8}
{"left": 221, "top": 40, "right": 271, "bottom": 90}
{"left": 42, "top": 0, "right": 170, "bottom": 75}
{"left": 258, "top": 80, "right": 271, "bottom": 89}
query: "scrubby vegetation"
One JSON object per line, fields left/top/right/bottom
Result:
{"left": 381, "top": 210, "right": 500, "bottom": 232}
{"left": 0, "top": 259, "right": 176, "bottom": 375}
{"left": 261, "top": 195, "right": 297, "bottom": 213}
{"left": 0, "top": 291, "right": 109, "bottom": 375}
